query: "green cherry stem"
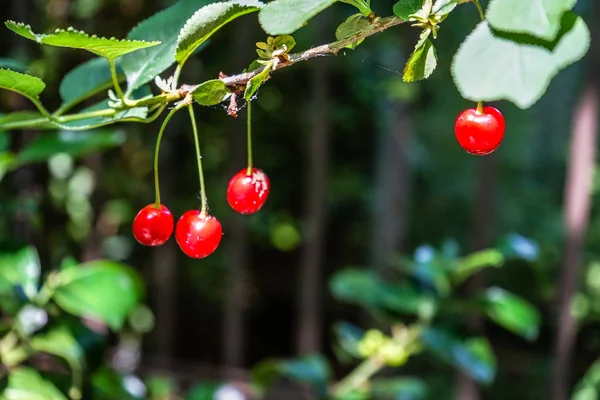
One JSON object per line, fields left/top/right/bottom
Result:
{"left": 472, "top": 0, "right": 484, "bottom": 21}
{"left": 153, "top": 105, "right": 182, "bottom": 208}
{"left": 246, "top": 101, "right": 253, "bottom": 176}
{"left": 476, "top": 101, "right": 484, "bottom": 114}
{"left": 187, "top": 104, "right": 208, "bottom": 217}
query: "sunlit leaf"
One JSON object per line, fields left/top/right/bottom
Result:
{"left": 5, "top": 21, "right": 159, "bottom": 61}
{"left": 259, "top": 0, "right": 337, "bottom": 35}
{"left": 452, "top": 13, "right": 590, "bottom": 109}
{"left": 4, "top": 367, "right": 67, "bottom": 400}
{"left": 480, "top": 287, "right": 541, "bottom": 340}
{"left": 191, "top": 79, "right": 231, "bottom": 105}
{"left": 176, "top": 0, "right": 263, "bottom": 64}
{"left": 244, "top": 65, "right": 271, "bottom": 101}
{"left": 52, "top": 260, "right": 144, "bottom": 329}
{"left": 0, "top": 69, "right": 45, "bottom": 101}
{"left": 486, "top": 0, "right": 577, "bottom": 41}
{"left": 0, "top": 246, "right": 40, "bottom": 299}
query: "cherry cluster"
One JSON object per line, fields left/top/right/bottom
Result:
{"left": 132, "top": 168, "right": 269, "bottom": 258}
{"left": 130, "top": 100, "right": 504, "bottom": 260}
{"left": 131, "top": 102, "right": 269, "bottom": 259}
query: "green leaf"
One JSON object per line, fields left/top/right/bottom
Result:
{"left": 184, "top": 383, "right": 219, "bottom": 400}
{"left": 259, "top": 0, "right": 337, "bottom": 35}
{"left": 371, "top": 377, "right": 428, "bottom": 400}
{"left": 4, "top": 367, "right": 67, "bottom": 400}
{"left": 453, "top": 249, "right": 504, "bottom": 283}
{"left": 0, "top": 111, "right": 46, "bottom": 128}
{"left": 280, "top": 355, "right": 331, "bottom": 396}
{"left": 52, "top": 260, "right": 144, "bottom": 330}
{"left": 0, "top": 69, "right": 45, "bottom": 102}
{"left": 91, "top": 367, "right": 141, "bottom": 400}
{"left": 0, "top": 246, "right": 40, "bottom": 299}
{"left": 59, "top": 58, "right": 120, "bottom": 107}
{"left": 121, "top": 0, "right": 212, "bottom": 92}
{"left": 432, "top": 0, "right": 457, "bottom": 16}
{"left": 451, "top": 13, "right": 590, "bottom": 109}
{"left": 393, "top": 0, "right": 423, "bottom": 20}
{"left": 335, "top": 14, "right": 370, "bottom": 49}
{"left": 480, "top": 287, "right": 540, "bottom": 340}
{"left": 5, "top": 21, "right": 159, "bottom": 61}
{"left": 333, "top": 321, "right": 366, "bottom": 358}
{"left": 244, "top": 65, "right": 271, "bottom": 101}
{"left": 486, "top": 0, "right": 577, "bottom": 41}
{"left": 0, "top": 58, "right": 28, "bottom": 72}
{"left": 422, "top": 329, "right": 496, "bottom": 384}
{"left": 176, "top": 0, "right": 263, "bottom": 65}
{"left": 191, "top": 79, "right": 231, "bottom": 105}
{"left": 572, "top": 358, "right": 600, "bottom": 400}
{"left": 16, "top": 129, "right": 126, "bottom": 165}
{"left": 0, "top": 152, "right": 16, "bottom": 182}
{"left": 30, "top": 326, "right": 84, "bottom": 377}
{"left": 403, "top": 36, "right": 437, "bottom": 82}
{"left": 330, "top": 268, "right": 381, "bottom": 307}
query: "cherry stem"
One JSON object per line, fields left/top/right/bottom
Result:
{"left": 153, "top": 105, "right": 182, "bottom": 208}
{"left": 187, "top": 104, "right": 208, "bottom": 217}
{"left": 476, "top": 101, "right": 484, "bottom": 114}
{"left": 472, "top": 0, "right": 484, "bottom": 21}
{"left": 246, "top": 101, "right": 253, "bottom": 175}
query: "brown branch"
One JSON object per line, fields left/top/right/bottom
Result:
{"left": 220, "top": 16, "right": 404, "bottom": 88}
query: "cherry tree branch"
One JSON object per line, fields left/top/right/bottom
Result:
{"left": 220, "top": 16, "right": 404, "bottom": 87}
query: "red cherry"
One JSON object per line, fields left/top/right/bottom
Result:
{"left": 227, "top": 168, "right": 270, "bottom": 215}
{"left": 454, "top": 106, "right": 506, "bottom": 155}
{"left": 175, "top": 210, "right": 223, "bottom": 258}
{"left": 132, "top": 204, "right": 174, "bottom": 246}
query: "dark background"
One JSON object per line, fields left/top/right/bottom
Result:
{"left": 0, "top": 0, "right": 598, "bottom": 398}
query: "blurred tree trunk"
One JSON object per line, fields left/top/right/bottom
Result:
{"left": 455, "top": 156, "right": 496, "bottom": 400}
{"left": 296, "top": 18, "right": 331, "bottom": 354}
{"left": 369, "top": 102, "right": 412, "bottom": 272}
{"left": 551, "top": 4, "right": 598, "bottom": 398}
{"left": 551, "top": 85, "right": 598, "bottom": 400}
{"left": 222, "top": 18, "right": 255, "bottom": 367}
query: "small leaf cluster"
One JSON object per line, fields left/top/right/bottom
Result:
{"left": 0, "top": 246, "right": 146, "bottom": 399}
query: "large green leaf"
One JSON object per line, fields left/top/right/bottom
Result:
{"left": 30, "top": 326, "right": 84, "bottom": 378}
{"left": 259, "top": 0, "right": 337, "bottom": 35}
{"left": 121, "top": 0, "right": 212, "bottom": 92}
{"left": 52, "top": 260, "right": 144, "bottom": 330}
{"left": 176, "top": 0, "right": 263, "bottom": 65}
{"left": 572, "top": 359, "right": 600, "bottom": 400}
{"left": 59, "top": 58, "right": 120, "bottom": 107}
{"left": 371, "top": 378, "right": 428, "bottom": 400}
{"left": 422, "top": 329, "right": 496, "bottom": 384}
{"left": 191, "top": 80, "right": 232, "bottom": 105}
{"left": 452, "top": 249, "right": 504, "bottom": 284}
{"left": 486, "top": 0, "right": 577, "bottom": 41}
{"left": 0, "top": 246, "right": 40, "bottom": 299}
{"left": 393, "top": 0, "right": 424, "bottom": 20}
{"left": 16, "top": 129, "right": 126, "bottom": 165}
{"left": 280, "top": 355, "right": 331, "bottom": 396}
{"left": 451, "top": 13, "right": 590, "bottom": 109}
{"left": 4, "top": 367, "right": 67, "bottom": 400}
{"left": 5, "top": 21, "right": 159, "bottom": 61}
{"left": 0, "top": 69, "right": 45, "bottom": 102}
{"left": 480, "top": 287, "right": 541, "bottom": 341}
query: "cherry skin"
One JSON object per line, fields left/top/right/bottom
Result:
{"left": 175, "top": 210, "right": 223, "bottom": 258}
{"left": 454, "top": 106, "right": 506, "bottom": 155}
{"left": 132, "top": 204, "right": 174, "bottom": 246}
{"left": 227, "top": 168, "right": 270, "bottom": 215}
